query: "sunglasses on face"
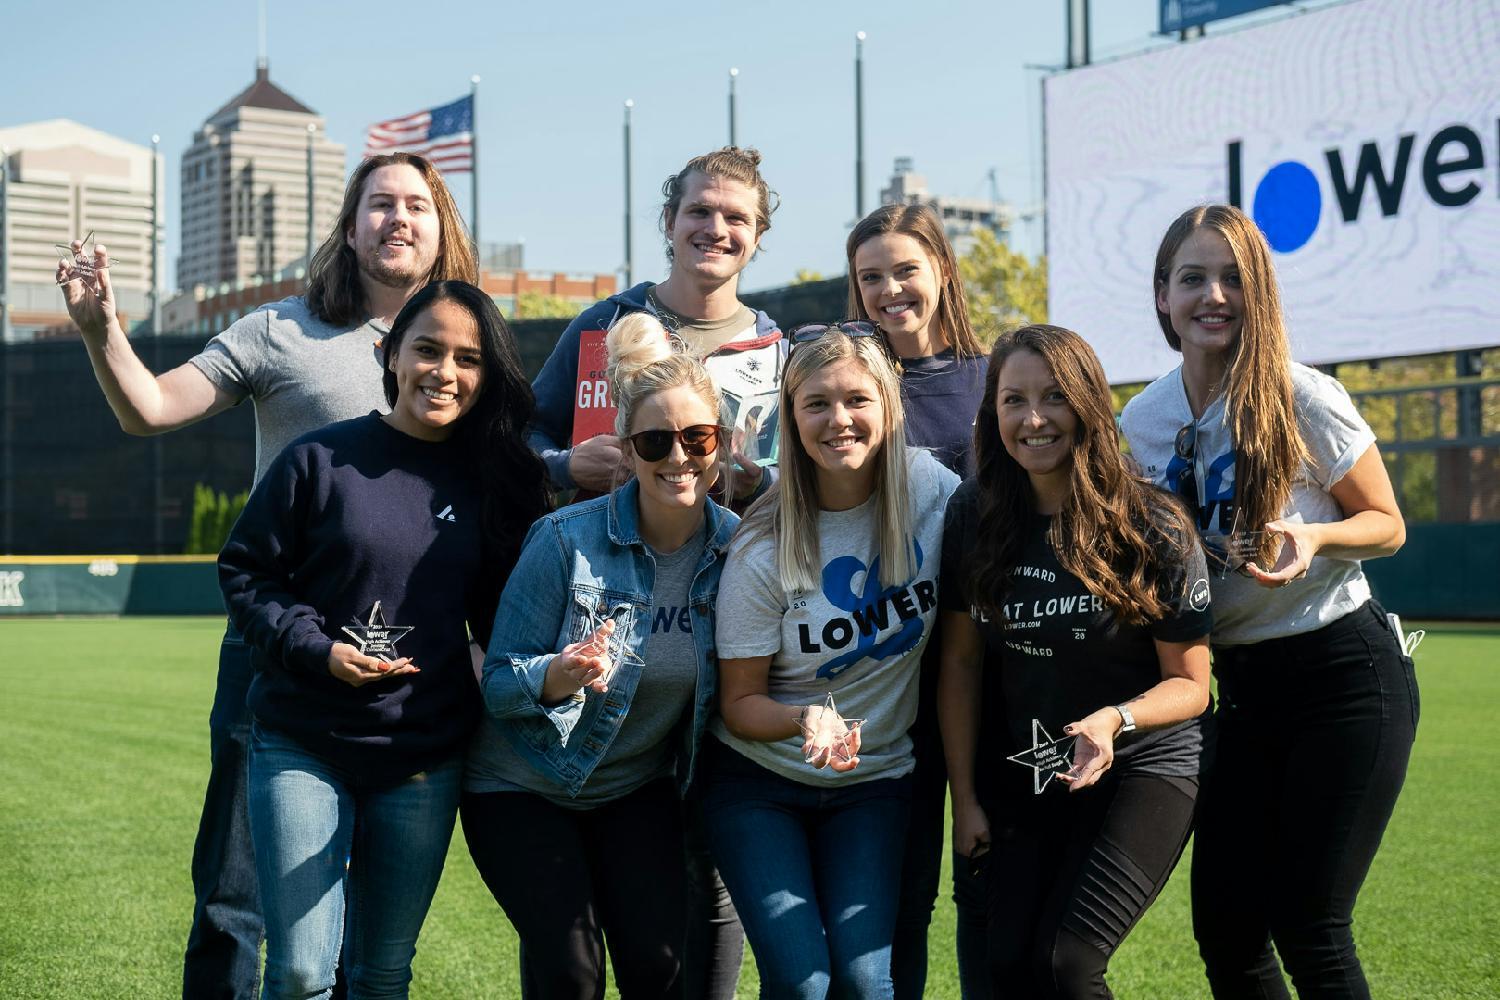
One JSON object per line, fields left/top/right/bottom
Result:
{"left": 787, "top": 320, "right": 882, "bottom": 352}
{"left": 627, "top": 424, "right": 723, "bottom": 462}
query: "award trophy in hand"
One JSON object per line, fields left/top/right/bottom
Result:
{"left": 800, "top": 692, "right": 865, "bottom": 772}
{"left": 54, "top": 232, "right": 118, "bottom": 299}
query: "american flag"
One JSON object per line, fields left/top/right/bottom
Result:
{"left": 363, "top": 94, "right": 474, "bottom": 172}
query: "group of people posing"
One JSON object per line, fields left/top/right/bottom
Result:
{"left": 61, "top": 145, "right": 1417, "bottom": 1000}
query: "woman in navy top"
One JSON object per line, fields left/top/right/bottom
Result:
{"left": 218, "top": 281, "right": 549, "bottom": 999}
{"left": 845, "top": 203, "right": 989, "bottom": 998}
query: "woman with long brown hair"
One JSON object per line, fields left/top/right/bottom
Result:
{"left": 939, "top": 325, "right": 1213, "bottom": 997}
{"left": 846, "top": 203, "right": 990, "bottom": 999}
{"left": 1121, "top": 205, "right": 1413, "bottom": 999}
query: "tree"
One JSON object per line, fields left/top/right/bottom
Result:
{"left": 958, "top": 229, "right": 1047, "bottom": 344}
{"left": 512, "top": 292, "right": 578, "bottom": 319}
{"left": 790, "top": 269, "right": 825, "bottom": 285}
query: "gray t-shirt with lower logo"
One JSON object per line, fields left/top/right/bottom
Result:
{"left": 188, "top": 295, "right": 390, "bottom": 485}
{"left": 712, "top": 450, "right": 960, "bottom": 785}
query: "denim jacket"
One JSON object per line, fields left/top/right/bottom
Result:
{"left": 474, "top": 479, "right": 739, "bottom": 798}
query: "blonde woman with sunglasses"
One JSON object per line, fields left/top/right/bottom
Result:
{"left": 463, "top": 313, "right": 739, "bottom": 998}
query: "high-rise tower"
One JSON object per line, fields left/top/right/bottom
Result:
{"left": 177, "top": 63, "right": 344, "bottom": 290}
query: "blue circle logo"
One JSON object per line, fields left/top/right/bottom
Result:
{"left": 1252, "top": 161, "right": 1321, "bottom": 253}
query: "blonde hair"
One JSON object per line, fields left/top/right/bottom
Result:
{"left": 743, "top": 333, "right": 913, "bottom": 593}
{"left": 606, "top": 312, "right": 729, "bottom": 491}
{"left": 1153, "top": 205, "right": 1307, "bottom": 562}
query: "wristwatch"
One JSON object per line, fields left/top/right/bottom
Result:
{"left": 1113, "top": 704, "right": 1137, "bottom": 734}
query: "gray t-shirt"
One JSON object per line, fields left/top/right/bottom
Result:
{"left": 465, "top": 525, "right": 707, "bottom": 807}
{"left": 188, "top": 296, "right": 390, "bottom": 485}
{"left": 712, "top": 450, "right": 960, "bottom": 785}
{"left": 1120, "top": 362, "right": 1376, "bottom": 645}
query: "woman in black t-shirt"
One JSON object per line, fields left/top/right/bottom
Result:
{"left": 937, "top": 324, "right": 1213, "bottom": 998}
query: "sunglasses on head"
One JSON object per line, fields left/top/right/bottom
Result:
{"left": 787, "top": 320, "right": 882, "bottom": 352}
{"left": 627, "top": 424, "right": 723, "bottom": 463}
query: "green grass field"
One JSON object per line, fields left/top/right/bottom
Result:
{"left": 1, "top": 617, "right": 1496, "bottom": 998}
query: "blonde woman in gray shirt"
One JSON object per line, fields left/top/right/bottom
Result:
{"left": 704, "top": 327, "right": 958, "bottom": 999}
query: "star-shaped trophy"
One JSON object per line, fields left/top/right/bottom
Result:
{"left": 1006, "top": 719, "right": 1079, "bottom": 794}
{"left": 54, "top": 231, "right": 119, "bottom": 298}
{"left": 800, "top": 692, "right": 865, "bottom": 765}
{"left": 340, "top": 601, "right": 414, "bottom": 662}
{"left": 574, "top": 603, "right": 643, "bottom": 684}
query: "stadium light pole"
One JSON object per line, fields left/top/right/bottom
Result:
{"left": 305, "top": 124, "right": 316, "bottom": 276}
{"left": 1066, "top": 0, "right": 1090, "bottom": 68}
{"left": 151, "top": 134, "right": 161, "bottom": 333}
{"left": 855, "top": 31, "right": 866, "bottom": 219}
{"left": 728, "top": 68, "right": 739, "bottom": 146}
{"left": 623, "top": 99, "right": 634, "bottom": 288}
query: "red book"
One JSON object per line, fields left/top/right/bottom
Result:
{"left": 571, "top": 328, "right": 617, "bottom": 444}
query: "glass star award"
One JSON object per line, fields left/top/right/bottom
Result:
{"left": 340, "top": 601, "right": 414, "bottom": 661}
{"left": 54, "top": 231, "right": 119, "bottom": 298}
{"left": 1210, "top": 506, "right": 1285, "bottom": 580}
{"left": 800, "top": 692, "right": 865, "bottom": 765}
{"left": 1006, "top": 719, "right": 1078, "bottom": 794}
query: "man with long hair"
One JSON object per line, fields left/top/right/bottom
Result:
{"left": 57, "top": 152, "right": 476, "bottom": 999}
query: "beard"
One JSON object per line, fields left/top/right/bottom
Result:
{"left": 356, "top": 237, "right": 436, "bottom": 289}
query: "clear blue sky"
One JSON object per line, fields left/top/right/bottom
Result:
{"left": 0, "top": 0, "right": 1334, "bottom": 293}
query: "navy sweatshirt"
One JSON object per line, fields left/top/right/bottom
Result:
{"left": 900, "top": 349, "right": 988, "bottom": 477}
{"left": 219, "top": 413, "right": 503, "bottom": 783}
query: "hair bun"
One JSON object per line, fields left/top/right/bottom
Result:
{"left": 605, "top": 312, "right": 674, "bottom": 390}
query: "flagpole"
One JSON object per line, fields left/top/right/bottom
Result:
{"left": 470, "top": 75, "right": 480, "bottom": 262}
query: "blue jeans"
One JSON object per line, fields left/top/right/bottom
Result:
{"left": 700, "top": 738, "right": 913, "bottom": 1000}
{"left": 184, "top": 625, "right": 263, "bottom": 999}
{"left": 248, "top": 726, "right": 460, "bottom": 1000}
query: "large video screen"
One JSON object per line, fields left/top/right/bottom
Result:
{"left": 1044, "top": 0, "right": 1500, "bottom": 384}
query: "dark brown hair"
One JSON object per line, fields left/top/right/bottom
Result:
{"left": 306, "top": 153, "right": 478, "bottom": 327}
{"left": 845, "top": 204, "right": 983, "bottom": 357}
{"left": 382, "top": 281, "right": 549, "bottom": 558}
{"left": 970, "top": 324, "right": 1196, "bottom": 625}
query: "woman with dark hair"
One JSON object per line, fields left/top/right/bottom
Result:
{"left": 846, "top": 203, "right": 991, "bottom": 998}
{"left": 1121, "top": 205, "right": 1412, "bottom": 1000}
{"left": 939, "top": 325, "right": 1213, "bottom": 998}
{"left": 218, "top": 280, "right": 549, "bottom": 999}
{"left": 463, "top": 313, "right": 738, "bottom": 998}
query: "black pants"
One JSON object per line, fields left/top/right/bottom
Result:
{"left": 985, "top": 770, "right": 1199, "bottom": 999}
{"left": 892, "top": 627, "right": 992, "bottom": 1000}
{"left": 1194, "top": 601, "right": 1418, "bottom": 1000}
{"left": 462, "top": 780, "right": 687, "bottom": 1000}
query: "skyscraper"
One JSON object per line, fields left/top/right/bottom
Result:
{"left": 0, "top": 119, "right": 157, "bottom": 341}
{"left": 177, "top": 62, "right": 344, "bottom": 290}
